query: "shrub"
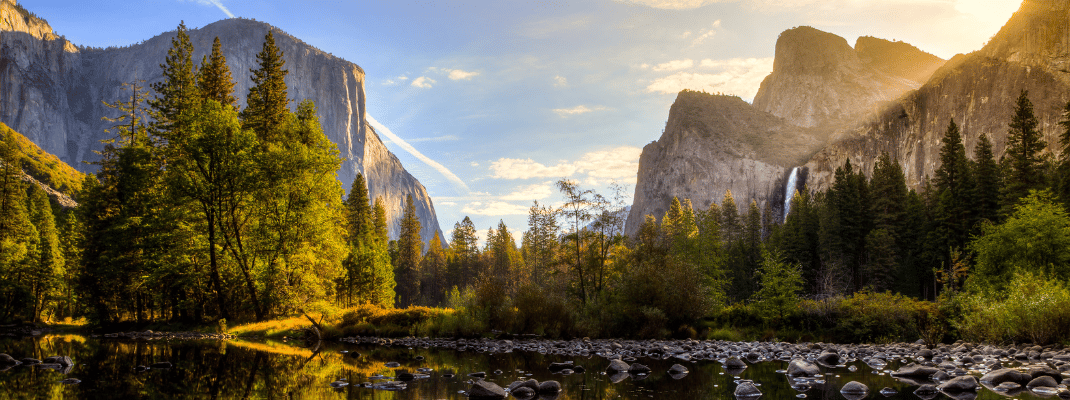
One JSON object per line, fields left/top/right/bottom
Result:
{"left": 958, "top": 271, "right": 1070, "bottom": 344}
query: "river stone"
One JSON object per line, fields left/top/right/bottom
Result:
{"left": 980, "top": 368, "right": 1032, "bottom": 385}
{"left": 917, "top": 349, "right": 934, "bottom": 360}
{"left": 891, "top": 363, "right": 938, "bottom": 378}
{"left": 816, "top": 351, "right": 840, "bottom": 365}
{"left": 538, "top": 380, "right": 561, "bottom": 394}
{"left": 396, "top": 372, "right": 415, "bottom": 381}
{"left": 993, "top": 381, "right": 1021, "bottom": 391}
{"left": 734, "top": 381, "right": 761, "bottom": 398}
{"left": 59, "top": 378, "right": 81, "bottom": 384}
{"left": 468, "top": 380, "right": 508, "bottom": 399}
{"left": 1027, "top": 375, "right": 1059, "bottom": 389}
{"left": 786, "top": 358, "right": 820, "bottom": 377}
{"left": 606, "top": 359, "right": 630, "bottom": 373}
{"left": 548, "top": 362, "right": 572, "bottom": 372}
{"left": 628, "top": 363, "right": 651, "bottom": 374}
{"left": 511, "top": 386, "right": 536, "bottom": 399}
{"left": 0, "top": 354, "right": 20, "bottom": 368}
{"left": 508, "top": 379, "right": 539, "bottom": 392}
{"left": 329, "top": 380, "right": 348, "bottom": 388}
{"left": 938, "top": 375, "right": 978, "bottom": 392}
{"left": 840, "top": 381, "right": 868, "bottom": 400}
{"left": 668, "top": 364, "right": 689, "bottom": 374}
{"left": 914, "top": 384, "right": 938, "bottom": 395}
{"left": 43, "top": 356, "right": 73, "bottom": 367}
{"left": 469, "top": 371, "right": 487, "bottom": 378}
{"left": 1028, "top": 365, "right": 1062, "bottom": 381}
{"left": 384, "top": 361, "right": 400, "bottom": 368}
{"left": 879, "top": 387, "right": 898, "bottom": 396}
{"left": 724, "top": 357, "right": 747, "bottom": 369}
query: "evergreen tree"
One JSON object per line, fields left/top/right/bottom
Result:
{"left": 345, "top": 174, "right": 372, "bottom": 240}
{"left": 828, "top": 159, "right": 870, "bottom": 292}
{"left": 26, "top": 185, "right": 62, "bottom": 322}
{"left": 0, "top": 130, "right": 34, "bottom": 320}
{"left": 720, "top": 190, "right": 740, "bottom": 243}
{"left": 241, "top": 31, "right": 290, "bottom": 142}
{"left": 751, "top": 249, "right": 803, "bottom": 322}
{"left": 973, "top": 134, "right": 1003, "bottom": 225}
{"left": 197, "top": 36, "right": 237, "bottom": 110}
{"left": 395, "top": 194, "right": 423, "bottom": 307}
{"left": 934, "top": 119, "right": 975, "bottom": 254}
{"left": 420, "top": 232, "right": 448, "bottom": 305}
{"left": 149, "top": 22, "right": 199, "bottom": 138}
{"left": 1004, "top": 90, "right": 1046, "bottom": 209}
{"left": 449, "top": 216, "right": 479, "bottom": 290}
{"left": 522, "top": 201, "right": 558, "bottom": 287}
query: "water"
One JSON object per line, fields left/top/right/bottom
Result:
{"left": 783, "top": 167, "right": 799, "bottom": 220}
{"left": 0, "top": 335, "right": 1061, "bottom": 399}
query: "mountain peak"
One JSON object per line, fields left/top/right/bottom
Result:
{"left": 982, "top": 0, "right": 1070, "bottom": 73}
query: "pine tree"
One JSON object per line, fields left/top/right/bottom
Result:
{"left": 973, "top": 134, "right": 1003, "bottom": 225}
{"left": 395, "top": 194, "right": 423, "bottom": 307}
{"left": 1004, "top": 90, "right": 1046, "bottom": 208}
{"left": 449, "top": 216, "right": 479, "bottom": 289}
{"left": 241, "top": 31, "right": 290, "bottom": 142}
{"left": 0, "top": 129, "right": 34, "bottom": 320}
{"left": 149, "top": 22, "right": 199, "bottom": 139}
{"left": 345, "top": 174, "right": 372, "bottom": 240}
{"left": 26, "top": 185, "right": 62, "bottom": 322}
{"left": 420, "top": 232, "right": 448, "bottom": 305}
{"left": 522, "top": 201, "right": 558, "bottom": 286}
{"left": 720, "top": 190, "right": 740, "bottom": 243}
{"left": 197, "top": 36, "right": 237, "bottom": 110}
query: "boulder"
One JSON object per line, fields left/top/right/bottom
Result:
{"left": 468, "top": 380, "right": 508, "bottom": 399}
{"left": 538, "top": 380, "right": 561, "bottom": 394}
{"left": 840, "top": 381, "right": 869, "bottom": 395}
{"left": 734, "top": 381, "right": 762, "bottom": 398}
{"left": 1027, "top": 365, "right": 1062, "bottom": 381}
{"left": 724, "top": 357, "right": 747, "bottom": 369}
{"left": 628, "top": 363, "right": 651, "bottom": 374}
{"left": 507, "top": 379, "right": 539, "bottom": 392}
{"left": 606, "top": 359, "right": 630, "bottom": 373}
{"left": 668, "top": 364, "right": 689, "bottom": 374}
{"left": 891, "top": 363, "right": 938, "bottom": 378}
{"left": 816, "top": 351, "right": 840, "bottom": 365}
{"left": 980, "top": 368, "right": 1032, "bottom": 385}
{"left": 1026, "top": 375, "right": 1059, "bottom": 389}
{"left": 43, "top": 356, "right": 73, "bottom": 367}
{"left": 938, "top": 375, "right": 978, "bottom": 393}
{"left": 548, "top": 362, "right": 573, "bottom": 372}
{"left": 510, "top": 386, "right": 536, "bottom": 399}
{"left": 786, "top": 359, "right": 820, "bottom": 377}
{"left": 0, "top": 354, "right": 20, "bottom": 367}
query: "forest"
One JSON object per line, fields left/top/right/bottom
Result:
{"left": 2, "top": 23, "right": 1070, "bottom": 345}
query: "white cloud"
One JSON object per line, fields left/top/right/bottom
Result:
{"left": 447, "top": 69, "right": 480, "bottom": 80}
{"left": 489, "top": 146, "right": 642, "bottom": 185}
{"left": 470, "top": 161, "right": 480, "bottom": 167}
{"left": 411, "top": 76, "right": 436, "bottom": 88}
{"left": 190, "top": 0, "right": 234, "bottom": 18}
{"left": 648, "top": 57, "right": 773, "bottom": 102}
{"left": 366, "top": 115, "right": 470, "bottom": 193}
{"left": 501, "top": 182, "right": 555, "bottom": 201}
{"left": 439, "top": 201, "right": 457, "bottom": 207}
{"left": 408, "top": 135, "right": 459, "bottom": 143}
{"left": 553, "top": 75, "right": 569, "bottom": 87}
{"left": 691, "top": 20, "right": 721, "bottom": 46}
{"left": 651, "top": 59, "right": 695, "bottom": 72}
{"left": 617, "top": 0, "right": 728, "bottom": 9}
{"left": 462, "top": 201, "right": 530, "bottom": 216}
{"left": 552, "top": 105, "right": 607, "bottom": 117}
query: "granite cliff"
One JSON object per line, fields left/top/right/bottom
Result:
{"left": 625, "top": 91, "right": 823, "bottom": 236}
{"left": 752, "top": 27, "right": 945, "bottom": 129}
{"left": 0, "top": 0, "right": 442, "bottom": 243}
{"left": 803, "top": 0, "right": 1070, "bottom": 191}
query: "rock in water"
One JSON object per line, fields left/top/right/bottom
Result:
{"left": 538, "top": 380, "right": 561, "bottom": 394}
{"left": 606, "top": 359, "right": 630, "bottom": 373}
{"left": 510, "top": 386, "right": 536, "bottom": 399}
{"left": 891, "top": 363, "right": 938, "bottom": 378}
{"left": 668, "top": 364, "right": 689, "bottom": 374}
{"left": 724, "top": 357, "right": 747, "bottom": 369}
{"left": 786, "top": 359, "right": 820, "bottom": 377}
{"left": 1026, "top": 375, "right": 1058, "bottom": 389}
{"left": 0, "top": 2, "right": 444, "bottom": 245}
{"left": 734, "top": 381, "right": 762, "bottom": 398}
{"left": 468, "top": 380, "right": 508, "bottom": 399}
{"left": 938, "top": 375, "right": 978, "bottom": 393}
{"left": 980, "top": 368, "right": 1033, "bottom": 386}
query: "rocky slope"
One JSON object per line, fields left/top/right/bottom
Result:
{"left": 625, "top": 91, "right": 823, "bottom": 236}
{"left": 803, "top": 0, "right": 1070, "bottom": 191}
{"left": 0, "top": 0, "right": 442, "bottom": 242}
{"left": 752, "top": 27, "right": 945, "bottom": 129}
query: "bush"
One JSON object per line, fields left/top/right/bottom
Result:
{"left": 797, "top": 291, "right": 931, "bottom": 343}
{"left": 958, "top": 271, "right": 1070, "bottom": 344}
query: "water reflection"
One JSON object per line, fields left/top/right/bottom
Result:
{"left": 0, "top": 335, "right": 1062, "bottom": 399}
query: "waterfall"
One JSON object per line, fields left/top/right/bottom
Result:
{"left": 783, "top": 167, "right": 800, "bottom": 220}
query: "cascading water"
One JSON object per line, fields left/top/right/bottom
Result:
{"left": 783, "top": 167, "right": 800, "bottom": 220}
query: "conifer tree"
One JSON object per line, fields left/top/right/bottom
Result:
{"left": 0, "top": 130, "right": 34, "bottom": 320}
{"left": 149, "top": 22, "right": 199, "bottom": 138}
{"left": 197, "top": 37, "right": 237, "bottom": 110}
{"left": 720, "top": 190, "right": 740, "bottom": 243}
{"left": 449, "top": 216, "right": 479, "bottom": 289}
{"left": 26, "top": 185, "right": 62, "bottom": 322}
{"left": 395, "top": 194, "right": 423, "bottom": 307}
{"left": 1004, "top": 90, "right": 1046, "bottom": 208}
{"left": 1055, "top": 101, "right": 1070, "bottom": 206}
{"left": 420, "top": 232, "right": 448, "bottom": 305}
{"left": 242, "top": 30, "right": 290, "bottom": 142}
{"left": 973, "top": 134, "right": 1002, "bottom": 225}
{"left": 522, "top": 201, "right": 558, "bottom": 287}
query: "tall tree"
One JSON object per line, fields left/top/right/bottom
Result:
{"left": 197, "top": 36, "right": 237, "bottom": 110}
{"left": 395, "top": 194, "right": 423, "bottom": 307}
{"left": 149, "top": 22, "right": 199, "bottom": 138}
{"left": 26, "top": 185, "right": 62, "bottom": 322}
{"left": 556, "top": 179, "right": 596, "bottom": 304}
{"left": 973, "top": 134, "right": 1002, "bottom": 226}
{"left": 241, "top": 31, "right": 290, "bottom": 142}
{"left": 522, "top": 201, "right": 558, "bottom": 287}
{"left": 1003, "top": 90, "right": 1046, "bottom": 209}
{"left": 449, "top": 216, "right": 480, "bottom": 290}
{"left": 420, "top": 232, "right": 448, "bottom": 305}
{"left": 0, "top": 129, "right": 33, "bottom": 320}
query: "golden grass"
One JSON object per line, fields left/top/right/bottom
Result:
{"left": 228, "top": 316, "right": 314, "bottom": 338}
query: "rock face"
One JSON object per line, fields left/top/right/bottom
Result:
{"left": 752, "top": 26, "right": 945, "bottom": 129}
{"left": 803, "top": 0, "right": 1070, "bottom": 192}
{"left": 625, "top": 91, "right": 824, "bottom": 236}
{"left": 0, "top": 0, "right": 442, "bottom": 243}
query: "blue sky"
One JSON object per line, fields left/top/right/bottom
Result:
{"left": 27, "top": 0, "right": 1020, "bottom": 244}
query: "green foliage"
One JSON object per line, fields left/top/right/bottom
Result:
{"left": 970, "top": 190, "right": 1070, "bottom": 291}
{"left": 751, "top": 249, "right": 803, "bottom": 322}
{"left": 801, "top": 291, "right": 933, "bottom": 343}
{"left": 0, "top": 123, "right": 85, "bottom": 196}
{"left": 395, "top": 194, "right": 423, "bottom": 307}
{"left": 1003, "top": 90, "right": 1046, "bottom": 209}
{"left": 959, "top": 271, "right": 1070, "bottom": 344}
{"left": 241, "top": 30, "right": 290, "bottom": 142}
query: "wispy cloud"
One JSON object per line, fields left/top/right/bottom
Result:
{"left": 552, "top": 105, "right": 606, "bottom": 117}
{"left": 617, "top": 0, "right": 728, "bottom": 9}
{"left": 407, "top": 135, "right": 460, "bottom": 143}
{"left": 553, "top": 75, "right": 569, "bottom": 87}
{"left": 500, "top": 182, "right": 555, "bottom": 201}
{"left": 691, "top": 20, "right": 721, "bottom": 46}
{"left": 427, "top": 67, "right": 481, "bottom": 81}
{"left": 462, "top": 201, "right": 530, "bottom": 216}
{"left": 647, "top": 57, "right": 773, "bottom": 102}
{"left": 651, "top": 59, "right": 694, "bottom": 72}
{"left": 489, "top": 147, "right": 642, "bottom": 185}
{"left": 366, "top": 115, "right": 470, "bottom": 194}
{"left": 190, "top": 0, "right": 235, "bottom": 18}
{"left": 411, "top": 76, "right": 436, "bottom": 88}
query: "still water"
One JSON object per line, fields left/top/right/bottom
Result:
{"left": 0, "top": 334, "right": 1061, "bottom": 399}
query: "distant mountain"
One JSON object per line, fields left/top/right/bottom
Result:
{"left": 752, "top": 26, "right": 945, "bottom": 129}
{"left": 804, "top": 0, "right": 1070, "bottom": 191}
{"left": 0, "top": 0, "right": 443, "bottom": 243}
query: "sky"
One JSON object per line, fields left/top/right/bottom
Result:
{"left": 26, "top": 0, "right": 1021, "bottom": 245}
